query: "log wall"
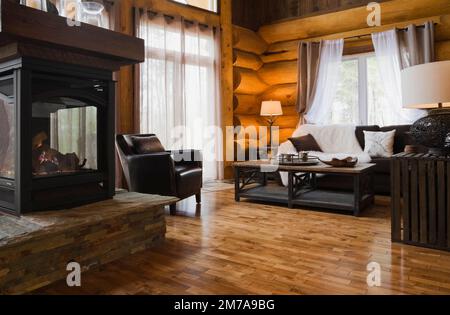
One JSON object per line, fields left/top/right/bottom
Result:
{"left": 232, "top": 26, "right": 299, "bottom": 148}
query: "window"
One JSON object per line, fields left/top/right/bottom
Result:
{"left": 172, "top": 0, "right": 218, "bottom": 13}
{"left": 138, "top": 12, "right": 223, "bottom": 181}
{"left": 328, "top": 53, "right": 394, "bottom": 126}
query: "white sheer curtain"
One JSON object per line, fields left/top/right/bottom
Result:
{"left": 137, "top": 11, "right": 223, "bottom": 181}
{"left": 304, "top": 39, "right": 344, "bottom": 125}
{"left": 372, "top": 30, "right": 425, "bottom": 124}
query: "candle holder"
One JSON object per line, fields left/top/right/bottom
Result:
{"left": 80, "top": 1, "right": 105, "bottom": 28}
{"left": 59, "top": 0, "right": 82, "bottom": 21}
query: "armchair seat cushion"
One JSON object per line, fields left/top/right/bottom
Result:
{"left": 175, "top": 165, "right": 203, "bottom": 199}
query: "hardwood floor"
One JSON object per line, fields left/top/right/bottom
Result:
{"left": 37, "top": 187, "right": 450, "bottom": 295}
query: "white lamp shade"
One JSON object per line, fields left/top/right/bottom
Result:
{"left": 260, "top": 101, "right": 283, "bottom": 116}
{"left": 401, "top": 61, "right": 450, "bottom": 109}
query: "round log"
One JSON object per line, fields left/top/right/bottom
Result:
{"left": 436, "top": 40, "right": 450, "bottom": 61}
{"left": 272, "top": 115, "right": 299, "bottom": 129}
{"left": 233, "top": 25, "right": 268, "bottom": 55}
{"left": 233, "top": 50, "right": 264, "bottom": 71}
{"left": 258, "top": 60, "right": 298, "bottom": 86}
{"left": 436, "top": 14, "right": 450, "bottom": 42}
{"left": 234, "top": 94, "right": 261, "bottom": 115}
{"left": 261, "top": 84, "right": 297, "bottom": 107}
{"left": 258, "top": 128, "right": 297, "bottom": 146}
{"left": 277, "top": 128, "right": 297, "bottom": 144}
{"left": 261, "top": 40, "right": 298, "bottom": 63}
{"left": 258, "top": 1, "right": 448, "bottom": 44}
{"left": 234, "top": 138, "right": 261, "bottom": 153}
{"left": 234, "top": 67, "right": 269, "bottom": 95}
{"left": 282, "top": 106, "right": 299, "bottom": 117}
{"left": 344, "top": 38, "right": 374, "bottom": 55}
{"left": 234, "top": 114, "right": 265, "bottom": 128}
{"left": 233, "top": 67, "right": 242, "bottom": 90}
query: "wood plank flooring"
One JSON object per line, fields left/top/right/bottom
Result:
{"left": 37, "top": 187, "right": 450, "bottom": 295}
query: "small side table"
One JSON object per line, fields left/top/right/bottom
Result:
{"left": 391, "top": 153, "right": 450, "bottom": 251}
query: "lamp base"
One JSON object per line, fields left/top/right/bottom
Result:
{"left": 410, "top": 108, "right": 450, "bottom": 156}
{"left": 428, "top": 148, "right": 450, "bottom": 156}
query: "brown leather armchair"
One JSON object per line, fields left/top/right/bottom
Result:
{"left": 116, "top": 134, "right": 202, "bottom": 214}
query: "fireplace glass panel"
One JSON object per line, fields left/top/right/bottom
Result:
{"left": 0, "top": 77, "right": 15, "bottom": 180}
{"left": 32, "top": 98, "right": 98, "bottom": 177}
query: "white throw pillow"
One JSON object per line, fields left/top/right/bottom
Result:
{"left": 363, "top": 130, "right": 396, "bottom": 158}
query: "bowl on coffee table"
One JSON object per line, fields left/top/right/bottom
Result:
{"left": 319, "top": 157, "right": 358, "bottom": 168}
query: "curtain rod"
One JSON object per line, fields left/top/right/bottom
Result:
{"left": 343, "top": 23, "right": 435, "bottom": 41}
{"left": 140, "top": 8, "right": 213, "bottom": 29}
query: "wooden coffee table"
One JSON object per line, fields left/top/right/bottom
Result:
{"left": 233, "top": 160, "right": 376, "bottom": 216}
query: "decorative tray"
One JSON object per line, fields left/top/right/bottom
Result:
{"left": 277, "top": 154, "right": 319, "bottom": 166}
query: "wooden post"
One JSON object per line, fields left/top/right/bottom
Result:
{"left": 116, "top": 0, "right": 135, "bottom": 135}
{"left": 115, "top": 0, "right": 135, "bottom": 189}
{"left": 220, "top": 0, "right": 234, "bottom": 179}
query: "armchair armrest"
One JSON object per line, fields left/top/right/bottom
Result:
{"left": 170, "top": 149, "right": 203, "bottom": 169}
{"left": 125, "top": 152, "right": 177, "bottom": 195}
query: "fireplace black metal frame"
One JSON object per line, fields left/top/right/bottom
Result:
{"left": 0, "top": 57, "right": 116, "bottom": 216}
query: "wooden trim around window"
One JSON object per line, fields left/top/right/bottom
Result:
{"left": 167, "top": 0, "right": 220, "bottom": 15}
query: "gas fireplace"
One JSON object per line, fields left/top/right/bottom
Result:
{"left": 0, "top": 60, "right": 116, "bottom": 215}
{"left": 0, "top": 0, "right": 144, "bottom": 215}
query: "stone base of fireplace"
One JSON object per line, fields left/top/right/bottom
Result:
{"left": 0, "top": 192, "right": 177, "bottom": 294}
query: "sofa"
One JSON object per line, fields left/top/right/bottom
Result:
{"left": 278, "top": 124, "right": 418, "bottom": 195}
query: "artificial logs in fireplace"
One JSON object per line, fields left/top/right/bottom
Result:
{"left": 32, "top": 131, "right": 88, "bottom": 177}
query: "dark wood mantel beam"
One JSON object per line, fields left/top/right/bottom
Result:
{"left": 0, "top": 0, "right": 144, "bottom": 67}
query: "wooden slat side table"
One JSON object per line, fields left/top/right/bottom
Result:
{"left": 391, "top": 153, "right": 450, "bottom": 251}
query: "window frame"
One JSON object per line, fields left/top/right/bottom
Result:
{"left": 340, "top": 52, "right": 379, "bottom": 126}
{"left": 169, "top": 0, "right": 220, "bottom": 14}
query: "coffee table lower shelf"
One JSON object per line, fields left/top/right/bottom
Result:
{"left": 238, "top": 185, "right": 373, "bottom": 215}
{"left": 234, "top": 161, "right": 376, "bottom": 216}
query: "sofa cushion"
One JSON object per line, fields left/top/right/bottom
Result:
{"left": 131, "top": 135, "right": 166, "bottom": 154}
{"left": 355, "top": 125, "right": 380, "bottom": 150}
{"left": 288, "top": 134, "right": 323, "bottom": 152}
{"left": 364, "top": 130, "right": 396, "bottom": 157}
{"left": 380, "top": 125, "right": 411, "bottom": 154}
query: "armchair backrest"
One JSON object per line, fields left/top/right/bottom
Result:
{"left": 116, "top": 133, "right": 157, "bottom": 156}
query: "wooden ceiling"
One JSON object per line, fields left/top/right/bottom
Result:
{"left": 233, "top": 0, "right": 390, "bottom": 30}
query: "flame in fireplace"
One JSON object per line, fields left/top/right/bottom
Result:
{"left": 32, "top": 132, "right": 87, "bottom": 176}
{"left": 38, "top": 150, "right": 60, "bottom": 166}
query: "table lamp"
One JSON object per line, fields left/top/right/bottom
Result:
{"left": 401, "top": 61, "right": 450, "bottom": 156}
{"left": 260, "top": 100, "right": 283, "bottom": 148}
